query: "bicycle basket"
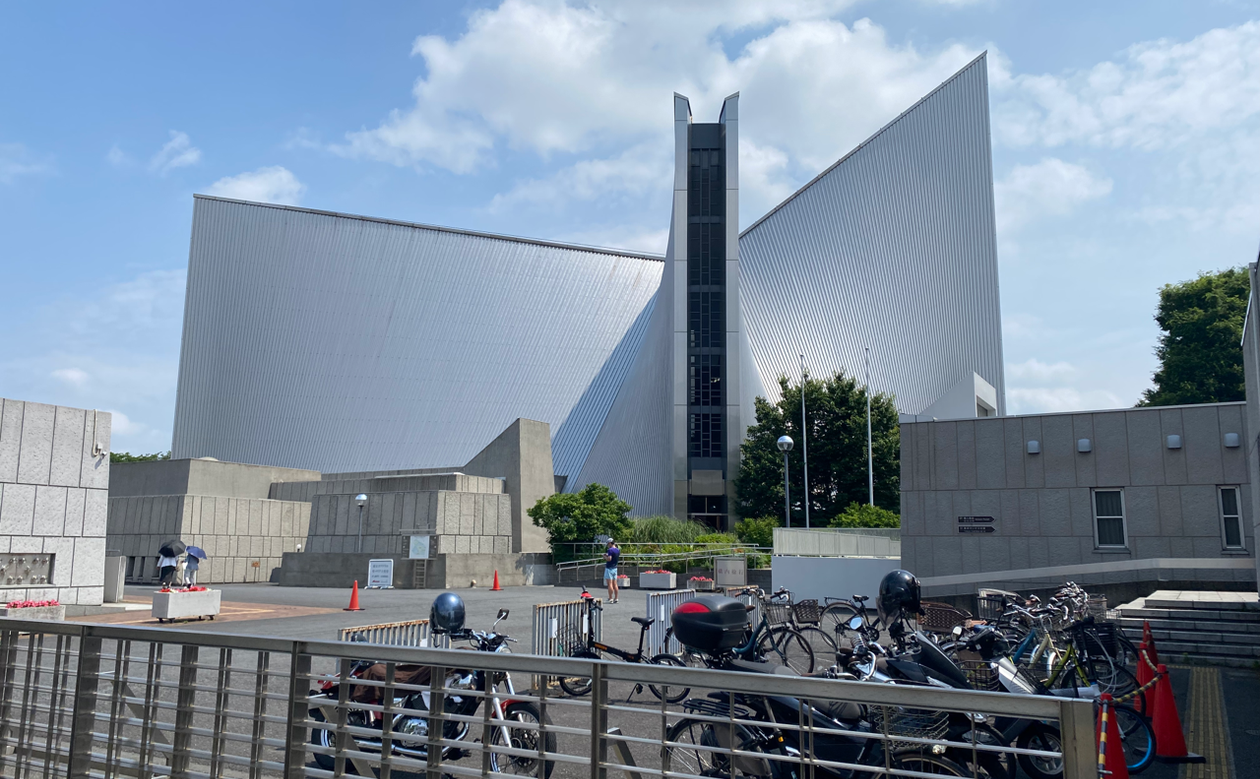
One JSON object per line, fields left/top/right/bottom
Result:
{"left": 974, "top": 594, "right": 1008, "bottom": 621}
{"left": 869, "top": 705, "right": 949, "bottom": 745}
{"left": 955, "top": 659, "right": 1002, "bottom": 692}
{"left": 1087, "top": 594, "right": 1108, "bottom": 620}
{"left": 919, "top": 601, "right": 972, "bottom": 633}
{"left": 1073, "top": 621, "right": 1118, "bottom": 657}
{"left": 792, "top": 599, "right": 822, "bottom": 624}
{"left": 762, "top": 601, "right": 792, "bottom": 625}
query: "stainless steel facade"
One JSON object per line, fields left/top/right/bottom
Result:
{"left": 173, "top": 55, "right": 1006, "bottom": 518}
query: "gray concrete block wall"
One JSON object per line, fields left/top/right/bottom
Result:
{"left": 0, "top": 398, "right": 110, "bottom": 606}
{"left": 901, "top": 402, "right": 1255, "bottom": 582}
{"left": 107, "top": 495, "right": 310, "bottom": 584}
{"left": 303, "top": 489, "right": 512, "bottom": 558}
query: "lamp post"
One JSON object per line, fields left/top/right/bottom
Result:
{"left": 777, "top": 435, "right": 794, "bottom": 528}
{"left": 355, "top": 494, "right": 368, "bottom": 553}
{"left": 866, "top": 347, "right": 874, "bottom": 506}
{"left": 800, "top": 354, "right": 809, "bottom": 529}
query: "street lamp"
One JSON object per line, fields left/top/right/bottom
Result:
{"left": 355, "top": 494, "right": 368, "bottom": 553}
{"left": 777, "top": 436, "right": 794, "bottom": 528}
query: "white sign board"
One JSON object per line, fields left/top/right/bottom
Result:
{"left": 367, "top": 559, "right": 395, "bottom": 589}
{"left": 408, "top": 535, "right": 431, "bottom": 560}
{"left": 714, "top": 556, "right": 747, "bottom": 587}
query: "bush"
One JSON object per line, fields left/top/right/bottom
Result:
{"left": 626, "top": 515, "right": 710, "bottom": 544}
{"left": 829, "top": 502, "right": 900, "bottom": 529}
{"left": 734, "top": 516, "right": 778, "bottom": 548}
{"left": 528, "top": 484, "right": 633, "bottom": 562}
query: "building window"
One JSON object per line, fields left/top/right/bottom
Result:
{"left": 688, "top": 291, "right": 724, "bottom": 348}
{"left": 1219, "top": 486, "right": 1245, "bottom": 550}
{"left": 1093, "top": 489, "right": 1127, "bottom": 548}
{"left": 689, "top": 354, "right": 723, "bottom": 407}
{"left": 688, "top": 413, "right": 723, "bottom": 458}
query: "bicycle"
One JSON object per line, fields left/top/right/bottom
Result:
{"left": 557, "top": 598, "right": 689, "bottom": 702}
{"left": 679, "top": 587, "right": 815, "bottom": 674}
{"left": 820, "top": 593, "right": 879, "bottom": 652}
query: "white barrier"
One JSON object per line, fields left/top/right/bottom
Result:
{"left": 771, "top": 555, "right": 904, "bottom": 604}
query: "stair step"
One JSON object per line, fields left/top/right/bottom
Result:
{"left": 1116, "top": 616, "right": 1260, "bottom": 635}
{"left": 1146, "top": 640, "right": 1260, "bottom": 659}
{"left": 1117, "top": 606, "right": 1260, "bottom": 623}
{"left": 1143, "top": 597, "right": 1258, "bottom": 612}
{"left": 1140, "top": 628, "right": 1258, "bottom": 645}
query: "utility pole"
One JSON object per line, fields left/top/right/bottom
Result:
{"left": 800, "top": 354, "right": 809, "bottom": 529}
{"left": 866, "top": 348, "right": 874, "bottom": 506}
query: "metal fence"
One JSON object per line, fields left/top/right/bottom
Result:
{"left": 337, "top": 619, "right": 450, "bottom": 649}
{"left": 644, "top": 590, "right": 698, "bottom": 654}
{"left": 0, "top": 616, "right": 1098, "bottom": 779}
{"left": 530, "top": 598, "right": 601, "bottom": 658}
{"left": 773, "top": 527, "right": 901, "bottom": 557}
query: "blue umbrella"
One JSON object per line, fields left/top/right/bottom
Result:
{"left": 186, "top": 546, "right": 208, "bottom": 560}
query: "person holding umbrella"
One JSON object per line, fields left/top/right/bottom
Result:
{"left": 185, "top": 546, "right": 207, "bottom": 585}
{"left": 158, "top": 540, "right": 186, "bottom": 586}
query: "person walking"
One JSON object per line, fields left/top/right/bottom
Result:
{"left": 157, "top": 553, "right": 179, "bottom": 587}
{"left": 185, "top": 554, "right": 199, "bottom": 585}
{"left": 604, "top": 538, "right": 621, "bottom": 604}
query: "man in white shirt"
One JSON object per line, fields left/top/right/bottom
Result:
{"left": 157, "top": 554, "right": 179, "bottom": 586}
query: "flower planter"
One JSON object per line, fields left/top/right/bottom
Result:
{"left": 639, "top": 572, "right": 677, "bottom": 590}
{"left": 152, "top": 589, "right": 221, "bottom": 622}
{"left": 687, "top": 578, "right": 716, "bottom": 592}
{"left": 0, "top": 605, "right": 65, "bottom": 621}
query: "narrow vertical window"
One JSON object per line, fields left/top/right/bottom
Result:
{"left": 1219, "top": 486, "right": 1244, "bottom": 550}
{"left": 1093, "top": 490, "right": 1126, "bottom": 548}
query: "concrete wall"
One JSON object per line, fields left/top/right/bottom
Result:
{"left": 276, "top": 551, "right": 553, "bottom": 588}
{"left": 462, "top": 418, "right": 554, "bottom": 553}
{"left": 1244, "top": 261, "right": 1260, "bottom": 591}
{"left": 304, "top": 489, "right": 512, "bottom": 556}
{"left": 901, "top": 403, "right": 1255, "bottom": 592}
{"left": 110, "top": 458, "right": 319, "bottom": 499}
{"left": 771, "top": 556, "right": 904, "bottom": 604}
{"left": 0, "top": 399, "right": 110, "bottom": 606}
{"left": 107, "top": 494, "right": 310, "bottom": 583}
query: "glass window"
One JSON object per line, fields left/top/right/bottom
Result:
{"left": 1093, "top": 490, "right": 1126, "bottom": 548}
{"left": 1220, "top": 487, "right": 1244, "bottom": 549}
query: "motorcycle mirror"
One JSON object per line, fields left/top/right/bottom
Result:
{"left": 952, "top": 625, "right": 963, "bottom": 638}
{"left": 497, "top": 608, "right": 509, "bottom": 621}
{"left": 847, "top": 615, "right": 863, "bottom": 631}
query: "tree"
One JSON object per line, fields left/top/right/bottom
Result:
{"left": 110, "top": 451, "right": 171, "bottom": 463}
{"left": 733, "top": 516, "right": 779, "bottom": 548}
{"left": 736, "top": 371, "right": 899, "bottom": 526}
{"left": 527, "top": 483, "right": 633, "bottom": 562}
{"left": 829, "top": 502, "right": 900, "bottom": 529}
{"left": 1139, "top": 267, "right": 1249, "bottom": 407}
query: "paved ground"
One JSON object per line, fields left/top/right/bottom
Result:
{"left": 64, "top": 583, "right": 1258, "bottom": 778}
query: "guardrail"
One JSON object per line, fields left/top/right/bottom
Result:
{"left": 530, "top": 598, "right": 601, "bottom": 658}
{"left": 0, "top": 616, "right": 1096, "bottom": 779}
{"left": 337, "top": 618, "right": 450, "bottom": 648}
{"left": 645, "top": 590, "right": 698, "bottom": 653}
{"left": 555, "top": 544, "right": 772, "bottom": 584}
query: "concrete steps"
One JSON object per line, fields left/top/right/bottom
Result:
{"left": 1116, "top": 590, "right": 1260, "bottom": 668}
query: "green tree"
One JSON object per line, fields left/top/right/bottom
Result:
{"left": 109, "top": 451, "right": 171, "bottom": 463}
{"left": 1139, "top": 267, "right": 1249, "bottom": 406}
{"left": 527, "top": 483, "right": 633, "bottom": 562}
{"left": 733, "top": 516, "right": 779, "bottom": 548}
{"left": 736, "top": 372, "right": 899, "bottom": 526}
{"left": 829, "top": 502, "right": 900, "bottom": 529}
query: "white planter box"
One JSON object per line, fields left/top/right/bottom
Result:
{"left": 0, "top": 605, "right": 65, "bottom": 621}
{"left": 687, "top": 579, "right": 716, "bottom": 591}
{"left": 152, "top": 590, "right": 221, "bottom": 622}
{"left": 639, "top": 572, "right": 677, "bottom": 590}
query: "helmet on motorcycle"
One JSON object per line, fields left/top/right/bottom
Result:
{"left": 430, "top": 592, "right": 466, "bottom": 634}
{"left": 876, "top": 569, "right": 921, "bottom": 626}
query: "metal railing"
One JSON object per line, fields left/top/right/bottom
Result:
{"left": 644, "top": 590, "right": 698, "bottom": 654}
{"left": 530, "top": 598, "right": 601, "bottom": 658}
{"left": 555, "top": 544, "right": 772, "bottom": 584}
{"left": 338, "top": 619, "right": 450, "bottom": 649}
{"left": 0, "top": 616, "right": 1097, "bottom": 779}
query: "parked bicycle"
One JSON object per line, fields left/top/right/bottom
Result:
{"left": 677, "top": 587, "right": 815, "bottom": 674}
{"left": 558, "top": 596, "right": 690, "bottom": 702}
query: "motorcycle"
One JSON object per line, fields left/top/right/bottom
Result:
{"left": 307, "top": 608, "right": 556, "bottom": 777}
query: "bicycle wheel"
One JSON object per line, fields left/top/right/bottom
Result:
{"left": 757, "top": 627, "right": 815, "bottom": 674}
{"left": 1113, "top": 703, "right": 1155, "bottom": 774}
{"left": 663, "top": 718, "right": 733, "bottom": 779}
{"left": 820, "top": 602, "right": 863, "bottom": 650}
{"left": 557, "top": 647, "right": 598, "bottom": 697}
{"left": 647, "top": 653, "right": 690, "bottom": 704}
{"left": 1080, "top": 660, "right": 1145, "bottom": 716}
{"left": 890, "top": 750, "right": 971, "bottom": 776}
{"left": 796, "top": 625, "right": 838, "bottom": 667}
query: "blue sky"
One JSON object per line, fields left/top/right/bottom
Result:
{"left": 2, "top": 0, "right": 1258, "bottom": 454}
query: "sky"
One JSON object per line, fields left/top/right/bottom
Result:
{"left": 1, "top": 0, "right": 1258, "bottom": 454}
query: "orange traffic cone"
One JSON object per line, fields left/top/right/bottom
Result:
{"left": 1095, "top": 694, "right": 1129, "bottom": 779}
{"left": 490, "top": 570, "right": 502, "bottom": 591}
{"left": 1135, "top": 640, "right": 1154, "bottom": 715}
{"left": 1151, "top": 664, "right": 1204, "bottom": 764}
{"left": 344, "top": 580, "right": 364, "bottom": 611}
{"left": 1142, "top": 621, "right": 1160, "bottom": 666}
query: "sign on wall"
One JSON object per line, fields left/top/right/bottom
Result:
{"left": 957, "top": 516, "right": 995, "bottom": 534}
{"left": 367, "top": 559, "right": 395, "bottom": 589}
{"left": 714, "top": 556, "right": 747, "bottom": 587}
{"left": 408, "top": 536, "right": 431, "bottom": 560}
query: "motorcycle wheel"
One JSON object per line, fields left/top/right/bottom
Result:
{"left": 949, "top": 722, "right": 1014, "bottom": 779}
{"left": 309, "top": 707, "right": 374, "bottom": 773}
{"left": 557, "top": 647, "right": 598, "bottom": 697}
{"left": 1015, "top": 722, "right": 1063, "bottom": 779}
{"left": 489, "top": 702, "right": 557, "bottom": 779}
{"left": 890, "top": 749, "right": 971, "bottom": 776}
{"left": 647, "top": 653, "right": 690, "bottom": 704}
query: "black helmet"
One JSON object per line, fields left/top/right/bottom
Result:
{"left": 430, "top": 592, "right": 466, "bottom": 634}
{"left": 877, "top": 570, "right": 921, "bottom": 625}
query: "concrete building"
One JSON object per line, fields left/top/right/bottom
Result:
{"left": 900, "top": 402, "right": 1256, "bottom": 600}
{"left": 0, "top": 398, "right": 110, "bottom": 606}
{"left": 170, "top": 55, "right": 1006, "bottom": 527}
{"left": 1240, "top": 259, "right": 1260, "bottom": 588}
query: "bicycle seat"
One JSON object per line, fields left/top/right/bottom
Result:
{"left": 631, "top": 616, "right": 655, "bottom": 628}
{"left": 853, "top": 595, "right": 869, "bottom": 603}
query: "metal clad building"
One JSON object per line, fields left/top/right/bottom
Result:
{"left": 173, "top": 55, "right": 1006, "bottom": 521}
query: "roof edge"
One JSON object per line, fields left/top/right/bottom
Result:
{"left": 192, "top": 194, "right": 665, "bottom": 262}
{"left": 740, "top": 51, "right": 988, "bottom": 238}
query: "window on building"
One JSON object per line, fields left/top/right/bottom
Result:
{"left": 1093, "top": 490, "right": 1127, "bottom": 548}
{"left": 688, "top": 413, "right": 723, "bottom": 458}
{"left": 689, "top": 354, "right": 723, "bottom": 407}
{"left": 1219, "top": 486, "right": 1245, "bottom": 550}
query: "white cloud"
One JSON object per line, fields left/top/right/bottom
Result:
{"left": 994, "top": 157, "right": 1112, "bottom": 234}
{"left": 149, "top": 131, "right": 202, "bottom": 175}
{"left": 51, "top": 368, "right": 90, "bottom": 388}
{"left": 561, "top": 225, "right": 670, "bottom": 255}
{"left": 204, "top": 166, "right": 306, "bottom": 205}
{"left": 1006, "top": 358, "right": 1076, "bottom": 383}
{"left": 994, "top": 22, "right": 1260, "bottom": 150}
{"left": 0, "top": 142, "right": 52, "bottom": 184}
{"left": 106, "top": 145, "right": 132, "bottom": 168}
{"left": 1007, "top": 387, "right": 1123, "bottom": 415}
{"left": 489, "top": 142, "right": 670, "bottom": 213}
